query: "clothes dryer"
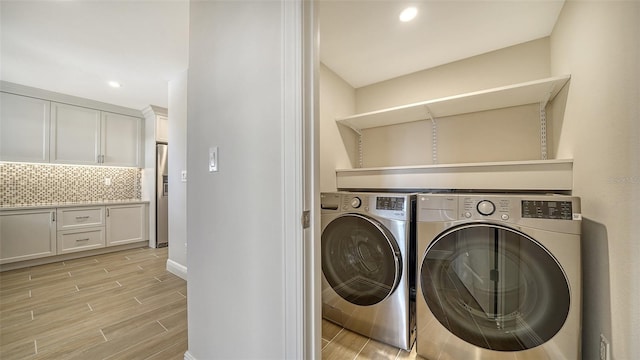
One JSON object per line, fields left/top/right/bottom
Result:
{"left": 416, "top": 193, "right": 581, "bottom": 359}
{"left": 321, "top": 192, "right": 416, "bottom": 350}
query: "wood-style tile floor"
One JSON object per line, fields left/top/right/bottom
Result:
{"left": 0, "top": 247, "right": 187, "bottom": 360}
{"left": 322, "top": 319, "right": 418, "bottom": 360}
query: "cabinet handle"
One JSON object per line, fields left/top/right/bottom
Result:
{"left": 106, "top": 208, "right": 110, "bottom": 217}
{"left": 51, "top": 212, "right": 56, "bottom": 222}
{"left": 75, "top": 216, "right": 90, "bottom": 220}
{"left": 76, "top": 238, "right": 90, "bottom": 242}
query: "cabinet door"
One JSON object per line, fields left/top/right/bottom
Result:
{"left": 0, "top": 209, "right": 56, "bottom": 264}
{"left": 106, "top": 204, "right": 147, "bottom": 246}
{"left": 50, "top": 102, "right": 101, "bottom": 165}
{"left": 156, "top": 115, "right": 169, "bottom": 143}
{"left": 101, "top": 112, "right": 143, "bottom": 167}
{"left": 0, "top": 92, "right": 50, "bottom": 162}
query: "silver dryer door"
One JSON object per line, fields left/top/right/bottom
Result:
{"left": 420, "top": 223, "right": 571, "bottom": 351}
{"left": 322, "top": 213, "right": 402, "bottom": 306}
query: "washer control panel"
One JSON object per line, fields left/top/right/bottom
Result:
{"left": 462, "top": 196, "right": 512, "bottom": 221}
{"left": 521, "top": 200, "right": 573, "bottom": 220}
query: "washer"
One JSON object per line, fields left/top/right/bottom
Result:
{"left": 321, "top": 192, "right": 416, "bottom": 350}
{"left": 416, "top": 193, "right": 581, "bottom": 359}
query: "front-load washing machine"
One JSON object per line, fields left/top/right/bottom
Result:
{"left": 416, "top": 193, "right": 581, "bottom": 359}
{"left": 321, "top": 192, "right": 416, "bottom": 350}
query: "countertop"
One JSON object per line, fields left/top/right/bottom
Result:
{"left": 0, "top": 199, "right": 149, "bottom": 211}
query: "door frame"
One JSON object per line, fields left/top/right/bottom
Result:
{"left": 282, "top": 0, "right": 320, "bottom": 358}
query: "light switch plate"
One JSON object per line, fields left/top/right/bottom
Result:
{"left": 181, "top": 170, "right": 187, "bottom": 182}
{"left": 104, "top": 178, "right": 111, "bottom": 186}
{"left": 209, "top": 147, "right": 218, "bottom": 172}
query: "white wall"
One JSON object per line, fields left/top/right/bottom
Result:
{"left": 167, "top": 70, "right": 188, "bottom": 279}
{"left": 550, "top": 2, "right": 640, "bottom": 359}
{"left": 186, "top": 1, "right": 292, "bottom": 358}
{"left": 355, "top": 38, "right": 551, "bottom": 113}
{"left": 319, "top": 64, "right": 356, "bottom": 192}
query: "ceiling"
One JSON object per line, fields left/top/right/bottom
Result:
{"left": 0, "top": 1, "right": 190, "bottom": 111}
{"left": 0, "top": 1, "right": 564, "bottom": 111}
{"left": 319, "top": 0, "right": 565, "bottom": 88}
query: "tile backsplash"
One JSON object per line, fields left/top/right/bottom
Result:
{"left": 0, "top": 162, "right": 141, "bottom": 206}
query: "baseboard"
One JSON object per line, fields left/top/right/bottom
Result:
{"left": 183, "top": 350, "right": 196, "bottom": 360}
{"left": 166, "top": 258, "right": 188, "bottom": 280}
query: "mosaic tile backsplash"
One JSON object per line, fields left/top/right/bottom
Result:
{"left": 0, "top": 162, "right": 142, "bottom": 206}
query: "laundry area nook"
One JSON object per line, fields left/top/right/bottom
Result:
{"left": 0, "top": 0, "right": 637, "bottom": 360}
{"left": 318, "top": 1, "right": 638, "bottom": 359}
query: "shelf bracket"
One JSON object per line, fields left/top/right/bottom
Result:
{"left": 539, "top": 92, "right": 551, "bottom": 160}
{"left": 425, "top": 106, "right": 437, "bottom": 164}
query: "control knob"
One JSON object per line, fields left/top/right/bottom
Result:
{"left": 476, "top": 200, "right": 496, "bottom": 216}
{"left": 350, "top": 197, "right": 362, "bottom": 209}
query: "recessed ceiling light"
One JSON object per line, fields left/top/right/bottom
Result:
{"left": 108, "top": 81, "right": 122, "bottom": 88}
{"left": 399, "top": 7, "right": 418, "bottom": 22}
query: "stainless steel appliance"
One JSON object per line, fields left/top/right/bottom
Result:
{"left": 416, "top": 193, "right": 582, "bottom": 359}
{"left": 321, "top": 192, "right": 416, "bottom": 350}
{"left": 156, "top": 143, "right": 168, "bottom": 248}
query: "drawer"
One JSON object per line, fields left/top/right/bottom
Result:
{"left": 57, "top": 207, "right": 105, "bottom": 230}
{"left": 57, "top": 228, "right": 105, "bottom": 254}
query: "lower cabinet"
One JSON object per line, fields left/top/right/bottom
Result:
{"left": 57, "top": 227, "right": 105, "bottom": 254}
{"left": 0, "top": 203, "right": 148, "bottom": 265}
{"left": 106, "top": 204, "right": 148, "bottom": 246}
{"left": 0, "top": 209, "right": 56, "bottom": 264}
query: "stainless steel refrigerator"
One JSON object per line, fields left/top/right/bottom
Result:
{"left": 156, "top": 143, "right": 168, "bottom": 248}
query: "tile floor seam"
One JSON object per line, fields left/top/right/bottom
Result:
{"left": 353, "top": 338, "right": 369, "bottom": 360}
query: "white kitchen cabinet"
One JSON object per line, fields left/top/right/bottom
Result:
{"left": 0, "top": 92, "right": 51, "bottom": 163}
{"left": 48, "top": 103, "right": 142, "bottom": 167}
{"left": 0, "top": 209, "right": 56, "bottom": 264}
{"left": 101, "top": 112, "right": 143, "bottom": 167}
{"left": 156, "top": 115, "right": 168, "bottom": 143}
{"left": 50, "top": 102, "right": 101, "bottom": 165}
{"left": 105, "top": 204, "right": 147, "bottom": 246}
{"left": 56, "top": 206, "right": 105, "bottom": 230}
{"left": 56, "top": 206, "right": 106, "bottom": 254}
{"left": 57, "top": 228, "right": 105, "bottom": 254}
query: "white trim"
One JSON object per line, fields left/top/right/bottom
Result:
{"left": 183, "top": 350, "right": 196, "bottom": 360}
{"left": 282, "top": 0, "right": 305, "bottom": 358}
{"left": 0, "top": 80, "right": 143, "bottom": 118}
{"left": 303, "top": 0, "right": 321, "bottom": 358}
{"left": 166, "top": 259, "right": 187, "bottom": 280}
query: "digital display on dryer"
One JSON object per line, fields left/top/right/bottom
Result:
{"left": 376, "top": 197, "right": 404, "bottom": 211}
{"left": 522, "top": 200, "right": 573, "bottom": 220}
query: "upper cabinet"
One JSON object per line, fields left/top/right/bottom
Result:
{"left": 142, "top": 105, "right": 168, "bottom": 143}
{"left": 50, "top": 102, "right": 101, "bottom": 165}
{"left": 0, "top": 92, "right": 51, "bottom": 163}
{"left": 156, "top": 115, "right": 168, "bottom": 143}
{"left": 1, "top": 83, "right": 144, "bottom": 168}
{"left": 51, "top": 103, "right": 142, "bottom": 167}
{"left": 101, "top": 112, "right": 143, "bottom": 167}
{"left": 337, "top": 75, "right": 570, "bottom": 131}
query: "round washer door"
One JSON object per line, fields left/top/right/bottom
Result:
{"left": 420, "top": 223, "right": 570, "bottom": 351}
{"left": 322, "top": 213, "right": 402, "bottom": 306}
